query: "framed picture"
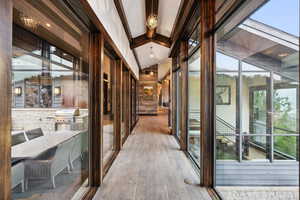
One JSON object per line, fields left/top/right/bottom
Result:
{"left": 143, "top": 86, "right": 154, "bottom": 100}
{"left": 216, "top": 85, "right": 231, "bottom": 105}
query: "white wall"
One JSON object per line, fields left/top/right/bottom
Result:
{"left": 158, "top": 59, "right": 172, "bottom": 80}
{"left": 87, "top": 0, "right": 139, "bottom": 78}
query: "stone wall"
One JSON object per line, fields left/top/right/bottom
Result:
{"left": 12, "top": 108, "right": 88, "bottom": 135}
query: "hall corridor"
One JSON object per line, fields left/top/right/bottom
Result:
{"left": 93, "top": 113, "right": 211, "bottom": 200}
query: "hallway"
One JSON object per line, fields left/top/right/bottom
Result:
{"left": 93, "top": 113, "right": 211, "bottom": 200}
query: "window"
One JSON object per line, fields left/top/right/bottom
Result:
{"left": 11, "top": 1, "right": 90, "bottom": 199}
{"left": 214, "top": 0, "right": 299, "bottom": 199}
{"left": 188, "top": 49, "right": 201, "bottom": 166}
{"left": 103, "top": 53, "right": 116, "bottom": 166}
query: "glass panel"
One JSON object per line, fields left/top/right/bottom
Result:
{"left": 216, "top": 71, "right": 238, "bottom": 160}
{"left": 188, "top": 49, "right": 201, "bottom": 165}
{"left": 12, "top": 1, "right": 90, "bottom": 199}
{"left": 188, "top": 23, "right": 200, "bottom": 54}
{"left": 121, "top": 67, "right": 129, "bottom": 142}
{"left": 242, "top": 71, "right": 270, "bottom": 161}
{"left": 273, "top": 73, "right": 299, "bottom": 160}
{"left": 216, "top": 52, "right": 239, "bottom": 71}
{"left": 215, "top": 0, "right": 299, "bottom": 198}
{"left": 176, "top": 70, "right": 182, "bottom": 139}
{"left": 103, "top": 54, "right": 116, "bottom": 165}
{"left": 243, "top": 135, "right": 269, "bottom": 160}
{"left": 216, "top": 135, "right": 239, "bottom": 160}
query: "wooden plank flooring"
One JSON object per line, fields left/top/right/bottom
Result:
{"left": 93, "top": 113, "right": 211, "bottom": 200}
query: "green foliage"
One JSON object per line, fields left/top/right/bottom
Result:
{"left": 253, "top": 89, "right": 297, "bottom": 158}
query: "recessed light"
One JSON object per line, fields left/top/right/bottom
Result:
{"left": 46, "top": 23, "right": 51, "bottom": 27}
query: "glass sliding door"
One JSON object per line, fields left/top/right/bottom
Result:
{"left": 11, "top": 1, "right": 90, "bottom": 199}
{"left": 214, "top": 1, "right": 299, "bottom": 199}
{"left": 103, "top": 53, "right": 116, "bottom": 166}
{"left": 175, "top": 70, "right": 183, "bottom": 139}
{"left": 187, "top": 49, "right": 201, "bottom": 166}
{"left": 121, "top": 67, "right": 129, "bottom": 143}
{"left": 131, "top": 77, "right": 137, "bottom": 128}
{"left": 187, "top": 22, "right": 201, "bottom": 167}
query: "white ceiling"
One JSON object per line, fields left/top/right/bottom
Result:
{"left": 121, "top": 0, "right": 182, "bottom": 69}
{"left": 135, "top": 42, "right": 170, "bottom": 69}
{"left": 122, "top": 0, "right": 146, "bottom": 38}
{"left": 157, "top": 0, "right": 182, "bottom": 37}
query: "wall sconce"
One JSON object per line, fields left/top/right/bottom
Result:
{"left": 14, "top": 87, "right": 22, "bottom": 96}
{"left": 54, "top": 87, "right": 61, "bottom": 96}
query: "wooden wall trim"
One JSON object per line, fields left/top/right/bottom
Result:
{"left": 180, "top": 41, "right": 188, "bottom": 151}
{"left": 171, "top": 58, "right": 177, "bottom": 135}
{"left": 115, "top": 60, "right": 122, "bottom": 151}
{"left": 0, "top": 0, "right": 12, "bottom": 199}
{"left": 88, "top": 32, "right": 104, "bottom": 187}
{"left": 200, "top": 0, "right": 215, "bottom": 187}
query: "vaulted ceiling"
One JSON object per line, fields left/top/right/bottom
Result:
{"left": 114, "top": 0, "right": 182, "bottom": 69}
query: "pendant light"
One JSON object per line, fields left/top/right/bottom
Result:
{"left": 146, "top": 0, "right": 158, "bottom": 29}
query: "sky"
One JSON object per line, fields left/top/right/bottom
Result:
{"left": 251, "top": 0, "right": 299, "bottom": 36}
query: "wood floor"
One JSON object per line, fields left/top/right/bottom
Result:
{"left": 93, "top": 113, "right": 211, "bottom": 200}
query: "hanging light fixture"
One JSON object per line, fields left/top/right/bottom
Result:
{"left": 146, "top": 14, "right": 158, "bottom": 30}
{"left": 146, "top": 0, "right": 158, "bottom": 30}
{"left": 149, "top": 46, "right": 155, "bottom": 58}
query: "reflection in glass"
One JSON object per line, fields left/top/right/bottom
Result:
{"left": 175, "top": 70, "right": 182, "bottom": 139}
{"left": 215, "top": 0, "right": 299, "bottom": 198}
{"left": 11, "top": 1, "right": 89, "bottom": 198}
{"left": 103, "top": 54, "right": 115, "bottom": 165}
{"left": 188, "top": 49, "right": 201, "bottom": 165}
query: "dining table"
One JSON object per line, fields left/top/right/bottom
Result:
{"left": 12, "top": 130, "right": 82, "bottom": 159}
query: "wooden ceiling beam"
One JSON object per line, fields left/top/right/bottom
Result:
{"left": 114, "top": 0, "right": 132, "bottom": 42}
{"left": 130, "top": 33, "right": 171, "bottom": 49}
{"left": 152, "top": 34, "right": 171, "bottom": 48}
{"left": 131, "top": 34, "right": 150, "bottom": 49}
{"left": 145, "top": 0, "right": 159, "bottom": 38}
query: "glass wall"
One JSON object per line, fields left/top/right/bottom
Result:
{"left": 121, "top": 66, "right": 129, "bottom": 143}
{"left": 215, "top": 1, "right": 299, "bottom": 199}
{"left": 131, "top": 77, "right": 137, "bottom": 129}
{"left": 187, "top": 53, "right": 201, "bottom": 165}
{"left": 175, "top": 70, "right": 182, "bottom": 139}
{"left": 187, "top": 23, "right": 201, "bottom": 167}
{"left": 11, "top": 1, "right": 89, "bottom": 199}
{"left": 103, "top": 53, "right": 116, "bottom": 165}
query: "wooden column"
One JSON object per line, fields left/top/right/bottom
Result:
{"left": 89, "top": 32, "right": 104, "bottom": 186}
{"left": 200, "top": 0, "right": 215, "bottom": 187}
{"left": 171, "top": 58, "right": 176, "bottom": 135}
{"left": 180, "top": 41, "right": 188, "bottom": 151}
{"left": 0, "top": 0, "right": 12, "bottom": 199}
{"left": 115, "top": 60, "right": 122, "bottom": 150}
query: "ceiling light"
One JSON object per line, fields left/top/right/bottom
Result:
{"left": 149, "top": 46, "right": 155, "bottom": 58}
{"left": 150, "top": 71, "right": 154, "bottom": 76}
{"left": 146, "top": 14, "right": 158, "bottom": 29}
{"left": 150, "top": 52, "right": 154, "bottom": 58}
{"left": 46, "top": 23, "right": 51, "bottom": 27}
{"left": 278, "top": 53, "right": 289, "bottom": 57}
